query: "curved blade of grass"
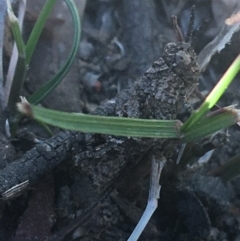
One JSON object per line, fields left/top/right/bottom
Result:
{"left": 182, "top": 106, "right": 239, "bottom": 142}
{"left": 27, "top": 0, "right": 81, "bottom": 105}
{"left": 5, "top": 0, "right": 27, "bottom": 108}
{"left": 17, "top": 101, "right": 182, "bottom": 139}
{"left": 7, "top": 58, "right": 26, "bottom": 113}
{"left": 181, "top": 54, "right": 240, "bottom": 132}
{"left": 6, "top": 0, "right": 26, "bottom": 114}
{"left": 6, "top": 0, "right": 55, "bottom": 136}
{"left": 25, "top": 0, "right": 57, "bottom": 65}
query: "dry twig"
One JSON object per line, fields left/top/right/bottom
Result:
{"left": 128, "top": 154, "right": 165, "bottom": 241}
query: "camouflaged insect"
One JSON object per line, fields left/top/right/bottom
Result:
{"left": 78, "top": 39, "right": 201, "bottom": 185}
{"left": 0, "top": 9, "right": 201, "bottom": 202}
{"left": 120, "top": 41, "right": 200, "bottom": 120}
{"left": 76, "top": 14, "right": 201, "bottom": 169}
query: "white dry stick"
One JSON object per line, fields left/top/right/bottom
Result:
{"left": 127, "top": 155, "right": 166, "bottom": 241}
{"left": 5, "top": 0, "right": 27, "bottom": 106}
{"left": 197, "top": 4, "right": 240, "bottom": 72}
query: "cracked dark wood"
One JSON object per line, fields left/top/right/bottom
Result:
{"left": 0, "top": 131, "right": 90, "bottom": 194}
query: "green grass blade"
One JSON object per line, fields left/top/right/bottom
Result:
{"left": 27, "top": 0, "right": 81, "bottom": 105}
{"left": 6, "top": 0, "right": 27, "bottom": 136}
{"left": 25, "top": 0, "right": 57, "bottom": 65}
{"left": 181, "top": 54, "right": 240, "bottom": 132}
{"left": 6, "top": 0, "right": 25, "bottom": 56}
{"left": 7, "top": 57, "right": 26, "bottom": 111}
{"left": 6, "top": 0, "right": 26, "bottom": 113}
{"left": 17, "top": 101, "right": 182, "bottom": 139}
{"left": 182, "top": 106, "right": 239, "bottom": 142}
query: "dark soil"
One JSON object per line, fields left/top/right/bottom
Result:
{"left": 1, "top": 0, "right": 240, "bottom": 241}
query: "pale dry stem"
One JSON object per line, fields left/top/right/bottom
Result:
{"left": 127, "top": 155, "right": 166, "bottom": 241}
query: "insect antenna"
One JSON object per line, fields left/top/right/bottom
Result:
{"left": 185, "top": 5, "right": 196, "bottom": 43}
{"left": 171, "top": 15, "right": 185, "bottom": 42}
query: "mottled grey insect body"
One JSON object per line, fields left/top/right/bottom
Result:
{"left": 120, "top": 41, "right": 200, "bottom": 120}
